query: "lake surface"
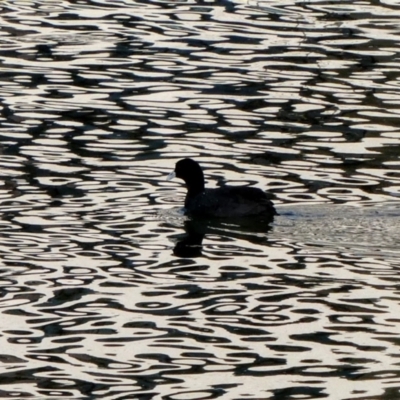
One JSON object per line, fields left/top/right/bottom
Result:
{"left": 0, "top": 0, "right": 400, "bottom": 398}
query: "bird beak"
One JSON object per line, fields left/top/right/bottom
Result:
{"left": 167, "top": 171, "right": 176, "bottom": 181}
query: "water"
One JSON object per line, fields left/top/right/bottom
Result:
{"left": 0, "top": 0, "right": 400, "bottom": 398}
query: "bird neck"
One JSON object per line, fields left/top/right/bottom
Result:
{"left": 184, "top": 167, "right": 204, "bottom": 197}
{"left": 186, "top": 180, "right": 204, "bottom": 197}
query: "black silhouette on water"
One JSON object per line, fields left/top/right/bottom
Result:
{"left": 173, "top": 220, "right": 205, "bottom": 258}
{"left": 168, "top": 158, "right": 277, "bottom": 219}
{"left": 173, "top": 218, "right": 274, "bottom": 258}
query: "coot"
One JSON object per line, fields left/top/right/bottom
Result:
{"left": 168, "top": 158, "right": 277, "bottom": 218}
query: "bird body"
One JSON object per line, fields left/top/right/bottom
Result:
{"left": 168, "top": 158, "right": 277, "bottom": 219}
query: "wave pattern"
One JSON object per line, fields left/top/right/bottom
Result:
{"left": 0, "top": 0, "right": 399, "bottom": 398}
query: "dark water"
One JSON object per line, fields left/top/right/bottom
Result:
{"left": 0, "top": 0, "right": 400, "bottom": 398}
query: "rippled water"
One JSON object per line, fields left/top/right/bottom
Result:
{"left": 1, "top": 0, "right": 400, "bottom": 398}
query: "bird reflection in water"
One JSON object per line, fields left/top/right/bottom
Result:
{"left": 173, "top": 215, "right": 275, "bottom": 258}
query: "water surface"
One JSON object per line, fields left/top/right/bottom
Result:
{"left": 0, "top": 0, "right": 400, "bottom": 398}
